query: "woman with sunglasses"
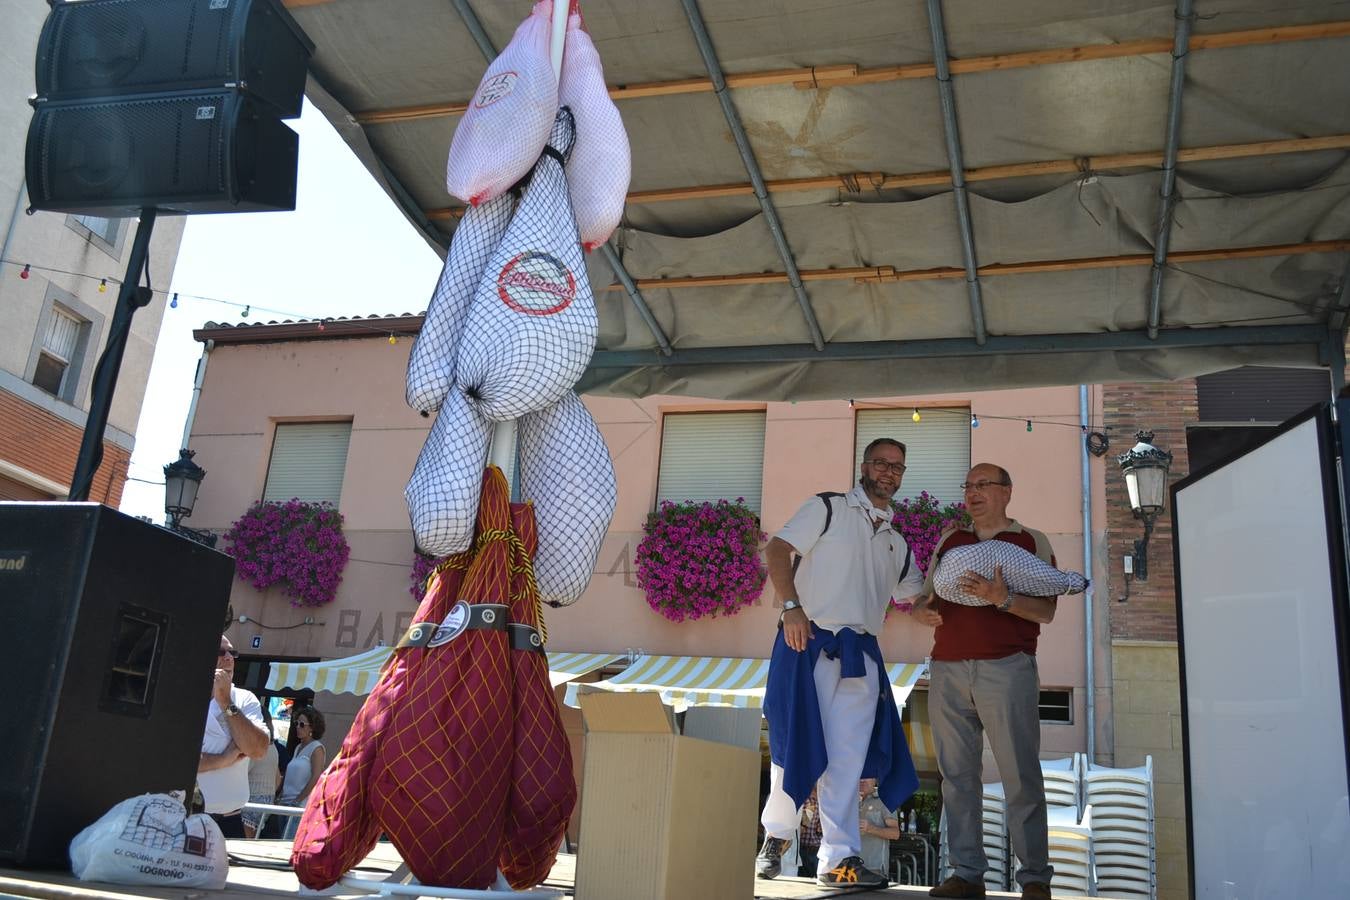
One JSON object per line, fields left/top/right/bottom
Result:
{"left": 280, "top": 706, "right": 327, "bottom": 839}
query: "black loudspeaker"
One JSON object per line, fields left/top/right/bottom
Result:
{"left": 35, "top": 0, "right": 312, "bottom": 117}
{"left": 25, "top": 0, "right": 313, "bottom": 217}
{"left": 0, "top": 503, "right": 235, "bottom": 867}
{"left": 27, "top": 90, "right": 299, "bottom": 216}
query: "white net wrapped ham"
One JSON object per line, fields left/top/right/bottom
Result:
{"left": 455, "top": 107, "right": 598, "bottom": 421}
{"left": 558, "top": 9, "right": 630, "bottom": 251}
{"left": 405, "top": 192, "right": 514, "bottom": 413}
{"left": 445, "top": 0, "right": 556, "bottom": 206}
{"left": 405, "top": 386, "right": 493, "bottom": 556}
{"left": 932, "top": 540, "right": 1088, "bottom": 607}
{"left": 517, "top": 391, "right": 615, "bottom": 606}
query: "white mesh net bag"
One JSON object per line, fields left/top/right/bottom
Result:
{"left": 455, "top": 107, "right": 598, "bottom": 421}
{"left": 405, "top": 385, "right": 493, "bottom": 556}
{"left": 406, "top": 192, "right": 515, "bottom": 413}
{"left": 932, "top": 540, "right": 1089, "bottom": 606}
{"left": 559, "top": 9, "right": 630, "bottom": 252}
{"left": 518, "top": 391, "right": 616, "bottom": 606}
{"left": 445, "top": 0, "right": 556, "bottom": 206}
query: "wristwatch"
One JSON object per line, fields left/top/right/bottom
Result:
{"left": 780, "top": 599, "right": 802, "bottom": 619}
{"left": 997, "top": 589, "right": 1014, "bottom": 612}
{"left": 224, "top": 703, "right": 241, "bottom": 718}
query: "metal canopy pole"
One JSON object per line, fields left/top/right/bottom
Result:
{"left": 925, "top": 0, "right": 988, "bottom": 345}
{"left": 587, "top": 323, "right": 1325, "bottom": 368}
{"left": 1146, "top": 0, "right": 1196, "bottom": 339}
{"left": 68, "top": 208, "right": 158, "bottom": 501}
{"left": 678, "top": 0, "right": 826, "bottom": 352}
{"left": 450, "top": 0, "right": 672, "bottom": 357}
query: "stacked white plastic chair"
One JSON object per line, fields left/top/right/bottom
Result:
{"left": 1084, "top": 757, "right": 1155, "bottom": 900}
{"left": 1042, "top": 753, "right": 1084, "bottom": 811}
{"left": 980, "top": 782, "right": 1010, "bottom": 892}
{"left": 1046, "top": 804, "right": 1096, "bottom": 897}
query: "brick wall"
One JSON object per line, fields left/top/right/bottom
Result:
{"left": 0, "top": 388, "right": 129, "bottom": 505}
{"left": 1102, "top": 379, "right": 1196, "bottom": 642}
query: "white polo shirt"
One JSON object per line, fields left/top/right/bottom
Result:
{"left": 198, "top": 685, "right": 265, "bottom": 814}
{"left": 777, "top": 484, "right": 925, "bottom": 636}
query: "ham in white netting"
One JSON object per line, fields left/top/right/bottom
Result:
{"left": 932, "top": 540, "right": 1088, "bottom": 607}
{"left": 455, "top": 107, "right": 598, "bottom": 421}
{"left": 405, "top": 386, "right": 493, "bottom": 556}
{"left": 445, "top": 0, "right": 556, "bottom": 207}
{"left": 517, "top": 391, "right": 615, "bottom": 606}
{"left": 406, "top": 192, "right": 515, "bottom": 413}
{"left": 558, "top": 9, "right": 630, "bottom": 251}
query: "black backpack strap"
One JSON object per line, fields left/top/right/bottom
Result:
{"left": 791, "top": 492, "right": 845, "bottom": 575}
{"left": 897, "top": 544, "right": 912, "bottom": 585}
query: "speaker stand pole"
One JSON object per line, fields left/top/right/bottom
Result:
{"left": 68, "top": 207, "right": 158, "bottom": 502}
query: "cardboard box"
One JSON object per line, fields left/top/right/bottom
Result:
{"left": 574, "top": 691, "right": 759, "bottom": 900}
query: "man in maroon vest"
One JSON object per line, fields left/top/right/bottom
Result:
{"left": 911, "top": 463, "right": 1057, "bottom": 900}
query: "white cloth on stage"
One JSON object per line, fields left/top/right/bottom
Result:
{"left": 760, "top": 651, "right": 880, "bottom": 874}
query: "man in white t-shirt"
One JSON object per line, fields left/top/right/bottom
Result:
{"left": 197, "top": 635, "right": 269, "bottom": 837}
{"left": 756, "top": 438, "right": 925, "bottom": 890}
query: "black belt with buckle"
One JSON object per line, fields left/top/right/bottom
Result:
{"left": 396, "top": 604, "right": 542, "bottom": 652}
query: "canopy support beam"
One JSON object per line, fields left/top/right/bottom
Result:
{"left": 587, "top": 324, "right": 1325, "bottom": 368}
{"left": 449, "top": 0, "right": 672, "bottom": 356}
{"left": 926, "top": 0, "right": 988, "bottom": 345}
{"left": 678, "top": 0, "right": 826, "bottom": 351}
{"left": 1147, "top": 0, "right": 1196, "bottom": 339}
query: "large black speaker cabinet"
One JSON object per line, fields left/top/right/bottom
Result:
{"left": 0, "top": 503, "right": 235, "bottom": 867}
{"left": 27, "top": 90, "right": 299, "bottom": 216}
{"left": 35, "top": 0, "right": 312, "bottom": 117}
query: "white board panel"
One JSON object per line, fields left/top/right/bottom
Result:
{"left": 1174, "top": 415, "right": 1350, "bottom": 898}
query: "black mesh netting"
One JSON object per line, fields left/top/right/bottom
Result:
{"left": 931, "top": 541, "right": 1088, "bottom": 606}
{"left": 517, "top": 391, "right": 616, "bottom": 606}
{"left": 405, "top": 385, "right": 493, "bottom": 556}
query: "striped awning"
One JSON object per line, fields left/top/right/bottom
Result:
{"left": 265, "top": 648, "right": 623, "bottom": 696}
{"left": 563, "top": 654, "right": 928, "bottom": 712}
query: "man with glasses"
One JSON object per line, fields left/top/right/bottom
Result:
{"left": 911, "top": 464, "right": 1057, "bottom": 900}
{"left": 197, "top": 635, "right": 269, "bottom": 837}
{"left": 756, "top": 438, "right": 925, "bottom": 889}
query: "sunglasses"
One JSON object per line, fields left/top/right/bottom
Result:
{"left": 296, "top": 720, "right": 310, "bottom": 728}
{"left": 218, "top": 648, "right": 240, "bottom": 659}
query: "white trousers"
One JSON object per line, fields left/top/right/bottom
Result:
{"left": 760, "top": 652, "right": 880, "bottom": 874}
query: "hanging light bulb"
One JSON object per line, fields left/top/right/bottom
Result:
{"left": 848, "top": 399, "right": 855, "bottom": 409}
{"left": 20, "top": 264, "right": 31, "bottom": 279}
{"left": 240, "top": 304, "right": 250, "bottom": 318}
{"left": 1026, "top": 420, "right": 1033, "bottom": 432}
{"left": 970, "top": 413, "right": 980, "bottom": 429}
{"left": 317, "top": 320, "right": 326, "bottom": 332}
{"left": 98, "top": 278, "right": 108, "bottom": 293}
{"left": 388, "top": 334, "right": 398, "bottom": 345}
{"left": 170, "top": 293, "right": 179, "bottom": 309}
{"left": 912, "top": 408, "right": 921, "bottom": 423}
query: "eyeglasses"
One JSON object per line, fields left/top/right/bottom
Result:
{"left": 865, "top": 460, "right": 907, "bottom": 475}
{"left": 218, "top": 648, "right": 239, "bottom": 659}
{"left": 960, "top": 479, "right": 1010, "bottom": 492}
{"left": 296, "top": 720, "right": 309, "bottom": 729}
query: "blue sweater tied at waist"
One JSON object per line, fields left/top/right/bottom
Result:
{"left": 763, "top": 623, "right": 919, "bottom": 812}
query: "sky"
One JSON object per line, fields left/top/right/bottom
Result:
{"left": 118, "top": 102, "right": 443, "bottom": 521}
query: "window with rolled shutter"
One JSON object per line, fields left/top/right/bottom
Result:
{"left": 656, "top": 411, "right": 766, "bottom": 512}
{"left": 854, "top": 408, "right": 970, "bottom": 505}
{"left": 262, "top": 422, "right": 353, "bottom": 504}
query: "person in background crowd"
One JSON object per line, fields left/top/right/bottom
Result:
{"left": 797, "top": 787, "right": 822, "bottom": 878}
{"left": 858, "top": 777, "right": 901, "bottom": 880}
{"left": 911, "top": 463, "right": 1058, "bottom": 900}
{"left": 197, "top": 635, "right": 270, "bottom": 837}
{"left": 242, "top": 705, "right": 280, "bottom": 838}
{"left": 279, "top": 706, "right": 327, "bottom": 839}
{"left": 756, "top": 437, "right": 925, "bottom": 890}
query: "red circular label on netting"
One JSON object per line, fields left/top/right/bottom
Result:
{"left": 475, "top": 72, "right": 518, "bottom": 108}
{"left": 497, "top": 251, "right": 577, "bottom": 316}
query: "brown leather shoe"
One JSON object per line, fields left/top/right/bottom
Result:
{"left": 929, "top": 875, "right": 987, "bottom": 898}
{"left": 1021, "top": 882, "right": 1052, "bottom": 900}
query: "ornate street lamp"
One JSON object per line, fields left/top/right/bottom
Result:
{"left": 1116, "top": 430, "right": 1173, "bottom": 582}
{"left": 163, "top": 449, "right": 216, "bottom": 547}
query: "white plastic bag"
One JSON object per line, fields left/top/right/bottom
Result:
{"left": 559, "top": 9, "right": 630, "bottom": 251}
{"left": 406, "top": 191, "right": 515, "bottom": 413}
{"left": 518, "top": 391, "right": 616, "bottom": 605}
{"left": 445, "top": 0, "right": 557, "bottom": 206}
{"left": 931, "top": 540, "right": 1088, "bottom": 606}
{"left": 70, "top": 793, "right": 227, "bottom": 890}
{"left": 455, "top": 108, "right": 598, "bottom": 421}
{"left": 406, "top": 385, "right": 494, "bottom": 557}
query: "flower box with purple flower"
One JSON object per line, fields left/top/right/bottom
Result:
{"left": 635, "top": 498, "right": 767, "bottom": 623}
{"left": 889, "top": 491, "right": 970, "bottom": 613}
{"left": 224, "top": 499, "right": 350, "bottom": 608}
